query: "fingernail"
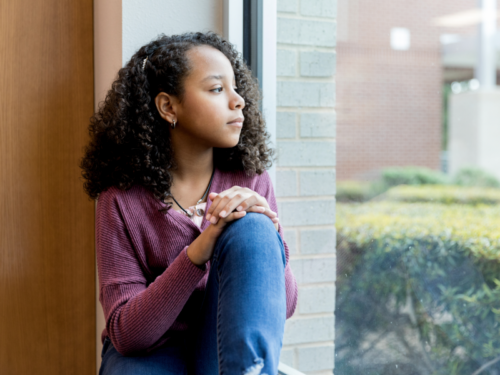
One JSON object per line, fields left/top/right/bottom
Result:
{"left": 236, "top": 206, "right": 243, "bottom": 211}
{"left": 206, "top": 214, "right": 211, "bottom": 221}
{"left": 220, "top": 211, "right": 226, "bottom": 217}
{"left": 210, "top": 217, "right": 217, "bottom": 224}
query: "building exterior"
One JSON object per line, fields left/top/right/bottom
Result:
{"left": 335, "top": 0, "right": 478, "bottom": 180}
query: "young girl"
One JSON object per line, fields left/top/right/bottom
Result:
{"left": 81, "top": 31, "right": 297, "bottom": 375}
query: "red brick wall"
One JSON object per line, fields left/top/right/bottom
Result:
{"left": 336, "top": 0, "right": 477, "bottom": 180}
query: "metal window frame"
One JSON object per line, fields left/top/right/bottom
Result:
{"left": 225, "top": 0, "right": 277, "bottom": 185}
{"left": 243, "top": 0, "right": 263, "bottom": 88}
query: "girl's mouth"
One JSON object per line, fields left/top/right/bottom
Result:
{"left": 227, "top": 117, "right": 244, "bottom": 127}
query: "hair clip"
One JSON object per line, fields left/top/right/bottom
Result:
{"left": 142, "top": 56, "right": 148, "bottom": 71}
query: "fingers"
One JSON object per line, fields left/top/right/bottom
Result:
{"left": 234, "top": 194, "right": 278, "bottom": 222}
{"left": 247, "top": 205, "right": 278, "bottom": 221}
{"left": 206, "top": 188, "right": 278, "bottom": 225}
{"left": 208, "top": 205, "right": 278, "bottom": 227}
{"left": 250, "top": 206, "right": 279, "bottom": 225}
{"left": 218, "top": 193, "right": 254, "bottom": 219}
{"left": 206, "top": 191, "right": 254, "bottom": 224}
{"left": 234, "top": 192, "right": 264, "bottom": 213}
{"left": 228, "top": 210, "right": 246, "bottom": 221}
{"left": 206, "top": 190, "right": 236, "bottom": 220}
{"left": 226, "top": 207, "right": 279, "bottom": 225}
{"left": 206, "top": 192, "right": 223, "bottom": 223}
{"left": 212, "top": 210, "right": 246, "bottom": 229}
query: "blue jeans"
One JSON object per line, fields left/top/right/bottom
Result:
{"left": 99, "top": 212, "right": 287, "bottom": 375}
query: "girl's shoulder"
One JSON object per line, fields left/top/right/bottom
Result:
{"left": 97, "top": 185, "right": 156, "bottom": 214}
{"left": 98, "top": 184, "right": 148, "bottom": 201}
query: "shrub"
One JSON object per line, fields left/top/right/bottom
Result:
{"left": 335, "top": 202, "right": 500, "bottom": 374}
{"left": 336, "top": 181, "right": 377, "bottom": 202}
{"left": 383, "top": 185, "right": 500, "bottom": 205}
{"left": 381, "top": 166, "right": 449, "bottom": 188}
{"left": 453, "top": 167, "right": 500, "bottom": 188}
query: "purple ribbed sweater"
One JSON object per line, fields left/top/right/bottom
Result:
{"left": 96, "top": 167, "right": 298, "bottom": 356}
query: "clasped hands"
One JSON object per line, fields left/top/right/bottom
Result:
{"left": 205, "top": 186, "right": 279, "bottom": 228}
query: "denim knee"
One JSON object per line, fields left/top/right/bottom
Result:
{"left": 222, "top": 212, "right": 276, "bottom": 240}
{"left": 215, "top": 212, "right": 285, "bottom": 265}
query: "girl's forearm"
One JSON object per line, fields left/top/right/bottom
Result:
{"left": 186, "top": 225, "right": 222, "bottom": 266}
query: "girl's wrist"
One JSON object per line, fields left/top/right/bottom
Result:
{"left": 186, "top": 246, "right": 206, "bottom": 267}
{"left": 186, "top": 227, "right": 218, "bottom": 267}
{"left": 205, "top": 223, "right": 224, "bottom": 239}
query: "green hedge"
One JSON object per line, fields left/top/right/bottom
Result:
{"left": 453, "top": 167, "right": 500, "bottom": 188}
{"left": 381, "top": 166, "right": 450, "bottom": 187}
{"left": 336, "top": 181, "right": 377, "bottom": 202}
{"left": 337, "top": 167, "right": 500, "bottom": 204}
{"left": 383, "top": 185, "right": 500, "bottom": 205}
{"left": 336, "top": 202, "right": 500, "bottom": 374}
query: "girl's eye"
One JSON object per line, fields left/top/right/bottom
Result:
{"left": 211, "top": 87, "right": 223, "bottom": 93}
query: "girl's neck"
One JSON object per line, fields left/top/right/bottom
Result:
{"left": 171, "top": 151, "right": 214, "bottom": 185}
{"left": 169, "top": 131, "right": 215, "bottom": 183}
{"left": 167, "top": 153, "right": 214, "bottom": 209}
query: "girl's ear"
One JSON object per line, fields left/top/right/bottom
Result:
{"left": 155, "top": 92, "right": 178, "bottom": 123}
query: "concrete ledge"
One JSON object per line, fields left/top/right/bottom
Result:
{"left": 279, "top": 362, "right": 307, "bottom": 375}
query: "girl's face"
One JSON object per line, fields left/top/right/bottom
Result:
{"left": 156, "top": 45, "right": 246, "bottom": 149}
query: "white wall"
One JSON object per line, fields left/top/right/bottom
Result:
{"left": 122, "top": 0, "right": 223, "bottom": 65}
{"left": 448, "top": 89, "right": 500, "bottom": 180}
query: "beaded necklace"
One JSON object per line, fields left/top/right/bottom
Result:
{"left": 170, "top": 166, "right": 215, "bottom": 218}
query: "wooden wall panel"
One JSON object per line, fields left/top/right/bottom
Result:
{"left": 0, "top": 0, "right": 95, "bottom": 373}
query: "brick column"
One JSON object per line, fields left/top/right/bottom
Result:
{"left": 276, "top": 1, "right": 337, "bottom": 374}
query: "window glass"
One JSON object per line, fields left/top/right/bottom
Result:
{"left": 336, "top": 1, "right": 500, "bottom": 374}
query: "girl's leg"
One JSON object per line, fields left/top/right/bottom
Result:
{"left": 186, "top": 212, "right": 287, "bottom": 375}
{"left": 99, "top": 336, "right": 188, "bottom": 375}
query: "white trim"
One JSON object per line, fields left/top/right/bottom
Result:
{"left": 93, "top": 1, "right": 122, "bottom": 372}
{"left": 278, "top": 361, "right": 306, "bottom": 375}
{"left": 476, "top": 0, "right": 498, "bottom": 88}
{"left": 93, "top": 0, "right": 122, "bottom": 108}
{"left": 262, "top": 0, "right": 277, "bottom": 186}
{"left": 223, "top": 0, "right": 244, "bottom": 55}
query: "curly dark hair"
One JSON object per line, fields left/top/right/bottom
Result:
{"left": 80, "top": 31, "right": 276, "bottom": 203}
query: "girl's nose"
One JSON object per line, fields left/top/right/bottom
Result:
{"left": 231, "top": 91, "right": 245, "bottom": 110}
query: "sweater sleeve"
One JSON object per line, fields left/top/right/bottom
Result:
{"left": 258, "top": 171, "right": 298, "bottom": 319}
{"left": 96, "top": 190, "right": 207, "bottom": 356}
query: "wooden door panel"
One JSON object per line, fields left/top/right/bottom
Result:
{"left": 0, "top": 1, "right": 95, "bottom": 373}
